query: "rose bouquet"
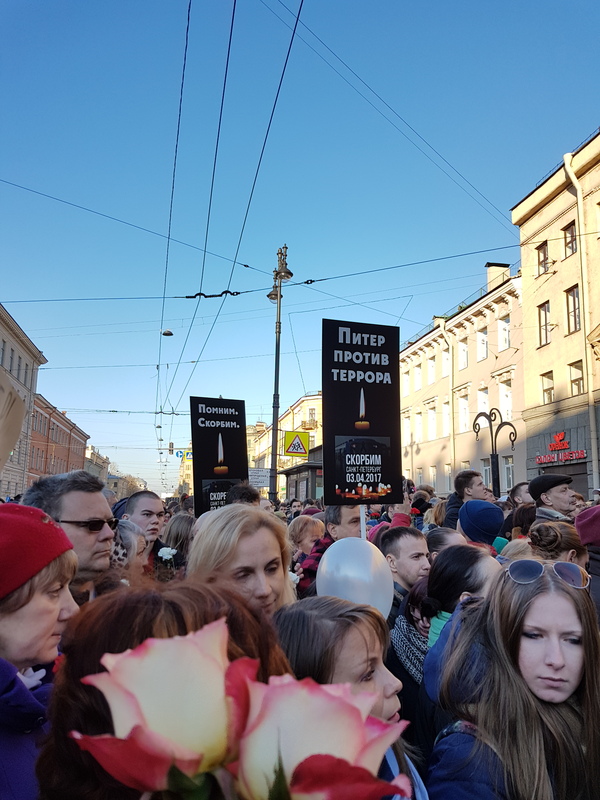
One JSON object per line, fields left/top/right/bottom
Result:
{"left": 71, "top": 618, "right": 412, "bottom": 800}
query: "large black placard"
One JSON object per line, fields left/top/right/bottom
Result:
{"left": 189, "top": 397, "right": 248, "bottom": 516}
{"left": 321, "top": 320, "right": 402, "bottom": 505}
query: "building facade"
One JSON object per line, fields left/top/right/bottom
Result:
{"left": 0, "top": 305, "right": 47, "bottom": 497}
{"left": 28, "top": 395, "right": 89, "bottom": 484}
{"left": 398, "top": 266, "right": 526, "bottom": 496}
{"left": 247, "top": 392, "right": 322, "bottom": 499}
{"left": 84, "top": 445, "right": 110, "bottom": 483}
{"left": 511, "top": 131, "right": 600, "bottom": 497}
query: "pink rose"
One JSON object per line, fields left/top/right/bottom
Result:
{"left": 72, "top": 618, "right": 258, "bottom": 791}
{"left": 234, "top": 675, "right": 410, "bottom": 800}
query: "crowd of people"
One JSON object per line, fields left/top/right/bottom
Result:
{"left": 1, "top": 467, "right": 600, "bottom": 799}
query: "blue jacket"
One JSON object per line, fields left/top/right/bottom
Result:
{"left": 0, "top": 658, "right": 52, "bottom": 800}
{"left": 426, "top": 723, "right": 507, "bottom": 800}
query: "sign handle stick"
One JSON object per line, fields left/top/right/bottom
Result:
{"left": 360, "top": 510, "right": 367, "bottom": 540}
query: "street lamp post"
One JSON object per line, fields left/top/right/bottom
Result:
{"left": 473, "top": 408, "right": 518, "bottom": 498}
{"left": 268, "top": 245, "right": 293, "bottom": 503}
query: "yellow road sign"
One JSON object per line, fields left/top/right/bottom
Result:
{"left": 284, "top": 431, "right": 309, "bottom": 456}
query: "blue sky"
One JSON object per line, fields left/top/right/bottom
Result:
{"left": 2, "top": 0, "right": 599, "bottom": 492}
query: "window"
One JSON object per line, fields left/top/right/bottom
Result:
{"left": 0, "top": 340, "right": 4, "bottom": 367}
{"left": 477, "top": 327, "right": 488, "bottom": 361}
{"left": 427, "top": 407, "right": 437, "bottom": 440}
{"left": 427, "top": 356, "right": 436, "bottom": 385}
{"left": 17, "top": 356, "right": 22, "bottom": 381}
{"left": 414, "top": 364, "right": 422, "bottom": 391}
{"left": 499, "top": 379, "right": 512, "bottom": 421}
{"left": 429, "top": 466, "right": 437, "bottom": 489}
{"left": 445, "top": 463, "right": 452, "bottom": 492}
{"left": 541, "top": 371, "right": 554, "bottom": 404}
{"left": 537, "top": 241, "right": 550, "bottom": 274}
{"left": 308, "top": 407, "right": 316, "bottom": 422}
{"left": 458, "top": 394, "right": 470, "bottom": 433}
{"left": 402, "top": 371, "right": 410, "bottom": 397}
{"left": 458, "top": 339, "right": 468, "bottom": 370}
{"left": 414, "top": 412, "right": 422, "bottom": 443}
{"left": 460, "top": 461, "right": 471, "bottom": 470}
{"left": 24, "top": 363, "right": 29, "bottom": 388}
{"left": 503, "top": 456, "right": 514, "bottom": 491}
{"left": 566, "top": 285, "right": 580, "bottom": 334}
{"left": 9, "top": 349, "right": 14, "bottom": 373}
{"left": 442, "top": 401, "right": 450, "bottom": 436}
{"left": 477, "top": 388, "right": 489, "bottom": 424}
{"left": 498, "top": 315, "right": 510, "bottom": 351}
{"left": 569, "top": 360, "right": 584, "bottom": 396}
{"left": 481, "top": 458, "right": 491, "bottom": 488}
{"left": 441, "top": 347, "right": 450, "bottom": 377}
{"left": 416, "top": 467, "right": 423, "bottom": 485}
{"left": 402, "top": 415, "right": 411, "bottom": 444}
{"left": 564, "top": 221, "right": 577, "bottom": 257}
{"left": 538, "top": 301, "right": 551, "bottom": 346}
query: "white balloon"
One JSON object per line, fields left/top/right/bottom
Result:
{"left": 316, "top": 538, "right": 394, "bottom": 618}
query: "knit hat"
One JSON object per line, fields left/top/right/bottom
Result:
{"left": 459, "top": 500, "right": 504, "bottom": 545}
{"left": 0, "top": 505, "right": 73, "bottom": 600}
{"left": 528, "top": 473, "right": 572, "bottom": 502}
{"left": 575, "top": 505, "right": 600, "bottom": 547}
{"left": 300, "top": 507, "right": 321, "bottom": 517}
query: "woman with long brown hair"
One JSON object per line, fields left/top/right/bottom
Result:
{"left": 426, "top": 560, "right": 600, "bottom": 800}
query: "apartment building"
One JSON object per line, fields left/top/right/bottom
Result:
{"left": 0, "top": 305, "right": 47, "bottom": 497}
{"left": 29, "top": 395, "right": 89, "bottom": 483}
{"left": 84, "top": 445, "right": 110, "bottom": 483}
{"left": 399, "top": 265, "right": 526, "bottom": 496}
{"left": 511, "top": 130, "right": 600, "bottom": 497}
{"left": 247, "top": 392, "right": 322, "bottom": 498}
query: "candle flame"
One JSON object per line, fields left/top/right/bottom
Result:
{"left": 359, "top": 388, "right": 365, "bottom": 419}
{"left": 217, "top": 433, "right": 224, "bottom": 464}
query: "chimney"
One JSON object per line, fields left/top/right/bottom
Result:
{"left": 485, "top": 262, "right": 510, "bottom": 292}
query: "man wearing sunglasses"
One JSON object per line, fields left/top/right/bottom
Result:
{"left": 529, "top": 473, "right": 577, "bottom": 523}
{"left": 21, "top": 471, "right": 116, "bottom": 600}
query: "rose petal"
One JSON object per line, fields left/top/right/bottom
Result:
{"left": 237, "top": 679, "right": 370, "bottom": 800}
{"left": 93, "top": 624, "right": 230, "bottom": 760}
{"left": 355, "top": 717, "right": 409, "bottom": 775}
{"left": 82, "top": 672, "right": 145, "bottom": 739}
{"left": 224, "top": 656, "right": 259, "bottom": 755}
{"left": 70, "top": 726, "right": 201, "bottom": 791}
{"left": 291, "top": 755, "right": 412, "bottom": 800}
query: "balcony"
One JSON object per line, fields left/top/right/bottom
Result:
{"left": 301, "top": 420, "right": 317, "bottom": 430}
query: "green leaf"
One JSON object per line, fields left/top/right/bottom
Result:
{"left": 268, "top": 754, "right": 292, "bottom": 800}
{"left": 166, "top": 766, "right": 222, "bottom": 800}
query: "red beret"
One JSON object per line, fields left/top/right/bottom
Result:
{"left": 0, "top": 505, "right": 73, "bottom": 599}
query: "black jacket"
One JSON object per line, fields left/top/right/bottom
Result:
{"left": 587, "top": 546, "right": 600, "bottom": 624}
{"left": 443, "top": 492, "right": 463, "bottom": 530}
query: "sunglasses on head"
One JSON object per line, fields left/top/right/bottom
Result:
{"left": 506, "top": 559, "right": 590, "bottom": 589}
{"left": 59, "top": 518, "right": 119, "bottom": 532}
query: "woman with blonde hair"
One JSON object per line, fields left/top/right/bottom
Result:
{"left": 187, "top": 503, "right": 295, "bottom": 616}
{"left": 288, "top": 514, "right": 324, "bottom": 568}
{"left": 528, "top": 520, "right": 588, "bottom": 568}
{"left": 427, "top": 560, "right": 600, "bottom": 799}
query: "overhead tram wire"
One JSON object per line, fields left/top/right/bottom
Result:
{"left": 155, "top": 0, "right": 194, "bottom": 447}
{"left": 168, "top": 0, "right": 306, "bottom": 414}
{"left": 161, "top": 0, "right": 239, "bottom": 422}
{"left": 262, "top": 0, "right": 516, "bottom": 236}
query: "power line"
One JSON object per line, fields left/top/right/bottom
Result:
{"left": 262, "top": 0, "right": 515, "bottom": 236}
{"left": 161, "top": 0, "right": 238, "bottom": 414}
{"left": 170, "top": 0, "right": 306, "bottom": 412}
{"left": 156, "top": 0, "right": 194, "bottom": 443}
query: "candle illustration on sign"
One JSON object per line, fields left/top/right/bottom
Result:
{"left": 354, "top": 387, "right": 370, "bottom": 430}
{"left": 213, "top": 433, "right": 228, "bottom": 475}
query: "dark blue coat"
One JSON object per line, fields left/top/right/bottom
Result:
{"left": 426, "top": 724, "right": 507, "bottom": 800}
{"left": 0, "top": 658, "right": 52, "bottom": 800}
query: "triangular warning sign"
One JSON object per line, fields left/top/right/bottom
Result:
{"left": 285, "top": 434, "right": 308, "bottom": 455}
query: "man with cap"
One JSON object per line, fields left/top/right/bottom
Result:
{"left": 575, "top": 505, "right": 600, "bottom": 621}
{"left": 529, "top": 473, "right": 576, "bottom": 523}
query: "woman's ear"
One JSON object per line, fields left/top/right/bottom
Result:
{"left": 566, "top": 549, "right": 577, "bottom": 563}
{"left": 459, "top": 591, "right": 472, "bottom": 604}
